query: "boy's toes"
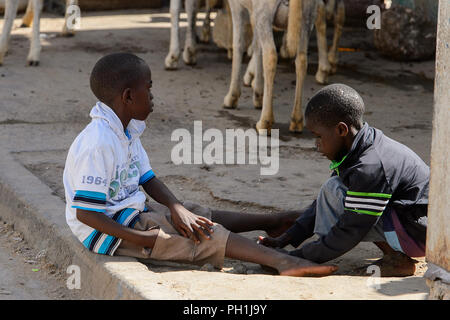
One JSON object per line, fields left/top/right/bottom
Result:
{"left": 259, "top": 264, "right": 278, "bottom": 274}
{"left": 280, "top": 264, "right": 338, "bottom": 277}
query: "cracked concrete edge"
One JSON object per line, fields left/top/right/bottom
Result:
{"left": 0, "top": 150, "right": 181, "bottom": 300}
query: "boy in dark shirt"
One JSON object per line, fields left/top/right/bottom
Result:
{"left": 260, "top": 84, "right": 429, "bottom": 276}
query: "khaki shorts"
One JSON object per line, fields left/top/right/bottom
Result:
{"left": 114, "top": 201, "right": 230, "bottom": 269}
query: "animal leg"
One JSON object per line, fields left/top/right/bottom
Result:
{"left": 0, "top": 0, "right": 20, "bottom": 66}
{"left": 328, "top": 0, "right": 345, "bottom": 74}
{"left": 225, "top": 0, "right": 233, "bottom": 60}
{"left": 27, "top": 0, "right": 43, "bottom": 66}
{"left": 325, "top": 0, "right": 335, "bottom": 20}
{"left": 279, "top": 31, "right": 290, "bottom": 59}
{"left": 251, "top": 39, "right": 263, "bottom": 109}
{"left": 199, "top": 0, "right": 215, "bottom": 43}
{"left": 165, "top": 0, "right": 182, "bottom": 70}
{"left": 243, "top": 19, "right": 256, "bottom": 87}
{"left": 223, "top": 0, "right": 245, "bottom": 109}
{"left": 290, "top": 0, "right": 316, "bottom": 133}
{"left": 183, "top": 0, "right": 198, "bottom": 65}
{"left": 20, "top": 0, "right": 33, "bottom": 28}
{"left": 314, "top": 0, "right": 331, "bottom": 84}
{"left": 290, "top": 51, "right": 307, "bottom": 133}
{"left": 61, "top": 0, "right": 79, "bottom": 37}
{"left": 243, "top": 52, "right": 255, "bottom": 87}
{"left": 255, "top": 13, "right": 277, "bottom": 135}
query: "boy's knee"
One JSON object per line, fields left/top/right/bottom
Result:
{"left": 149, "top": 222, "right": 230, "bottom": 268}
{"left": 321, "top": 176, "right": 346, "bottom": 191}
{"left": 320, "top": 176, "right": 347, "bottom": 199}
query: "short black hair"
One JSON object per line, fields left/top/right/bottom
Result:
{"left": 305, "top": 83, "right": 365, "bottom": 129}
{"left": 90, "top": 52, "right": 149, "bottom": 105}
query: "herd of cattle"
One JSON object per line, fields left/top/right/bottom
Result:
{"left": 0, "top": 0, "right": 347, "bottom": 133}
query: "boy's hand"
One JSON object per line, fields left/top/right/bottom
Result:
{"left": 170, "top": 203, "right": 214, "bottom": 244}
{"left": 142, "top": 177, "right": 214, "bottom": 244}
{"left": 257, "top": 233, "right": 292, "bottom": 248}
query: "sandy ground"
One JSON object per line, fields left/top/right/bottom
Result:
{"left": 0, "top": 218, "right": 89, "bottom": 299}
{"left": 0, "top": 8, "right": 434, "bottom": 299}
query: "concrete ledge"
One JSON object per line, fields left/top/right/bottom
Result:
{"left": 0, "top": 149, "right": 181, "bottom": 299}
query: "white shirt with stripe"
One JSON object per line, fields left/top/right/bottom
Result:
{"left": 63, "top": 102, "right": 155, "bottom": 247}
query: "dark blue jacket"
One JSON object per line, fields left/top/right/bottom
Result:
{"left": 287, "top": 123, "right": 429, "bottom": 263}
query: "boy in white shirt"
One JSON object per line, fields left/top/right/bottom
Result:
{"left": 63, "top": 52, "right": 337, "bottom": 277}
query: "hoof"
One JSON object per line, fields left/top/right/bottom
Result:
{"left": 315, "top": 69, "right": 329, "bottom": 85}
{"left": 61, "top": 32, "right": 75, "bottom": 38}
{"left": 253, "top": 92, "right": 263, "bottom": 109}
{"left": 243, "top": 72, "right": 254, "bottom": 87}
{"left": 223, "top": 104, "right": 237, "bottom": 110}
{"left": 27, "top": 60, "right": 40, "bottom": 66}
{"left": 164, "top": 54, "right": 179, "bottom": 70}
{"left": 183, "top": 47, "right": 197, "bottom": 66}
{"left": 200, "top": 35, "right": 210, "bottom": 44}
{"left": 164, "top": 64, "right": 178, "bottom": 71}
{"left": 330, "top": 63, "right": 338, "bottom": 75}
{"left": 199, "top": 29, "right": 211, "bottom": 43}
{"left": 223, "top": 93, "right": 239, "bottom": 109}
{"left": 256, "top": 120, "right": 273, "bottom": 136}
{"left": 20, "top": 23, "right": 30, "bottom": 28}
{"left": 289, "top": 120, "right": 303, "bottom": 133}
{"left": 279, "top": 47, "right": 289, "bottom": 60}
{"left": 328, "top": 54, "right": 338, "bottom": 75}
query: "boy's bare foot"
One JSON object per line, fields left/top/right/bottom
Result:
{"left": 259, "top": 247, "right": 290, "bottom": 274}
{"left": 371, "top": 242, "right": 417, "bottom": 277}
{"left": 265, "top": 211, "right": 300, "bottom": 238}
{"left": 373, "top": 251, "right": 417, "bottom": 277}
{"left": 276, "top": 256, "right": 338, "bottom": 277}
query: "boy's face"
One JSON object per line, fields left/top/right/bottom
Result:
{"left": 305, "top": 117, "right": 347, "bottom": 161}
{"left": 128, "top": 66, "right": 154, "bottom": 121}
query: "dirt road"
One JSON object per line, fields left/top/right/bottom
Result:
{"left": 0, "top": 219, "right": 88, "bottom": 299}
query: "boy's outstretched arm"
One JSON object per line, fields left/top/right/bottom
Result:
{"left": 142, "top": 177, "right": 214, "bottom": 244}
{"left": 260, "top": 200, "right": 317, "bottom": 249}
{"left": 76, "top": 209, "right": 158, "bottom": 248}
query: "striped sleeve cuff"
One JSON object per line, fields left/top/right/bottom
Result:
{"left": 344, "top": 191, "right": 391, "bottom": 217}
{"left": 72, "top": 190, "right": 106, "bottom": 213}
{"left": 139, "top": 169, "right": 155, "bottom": 185}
